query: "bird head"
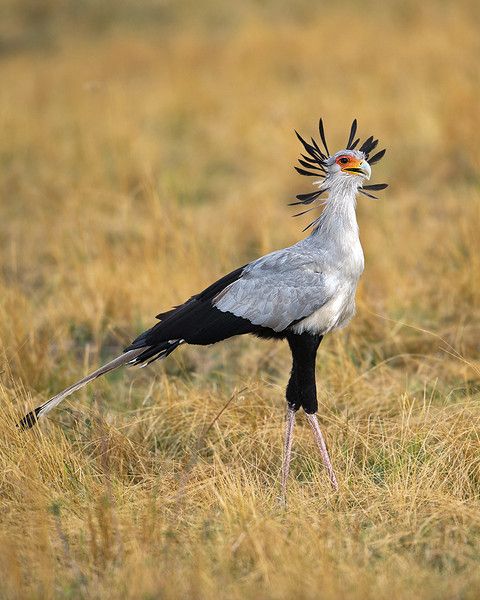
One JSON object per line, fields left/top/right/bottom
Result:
{"left": 324, "top": 149, "right": 371, "bottom": 180}
{"left": 292, "top": 119, "right": 388, "bottom": 228}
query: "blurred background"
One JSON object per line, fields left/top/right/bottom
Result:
{"left": 1, "top": 1, "right": 480, "bottom": 598}
{"left": 1, "top": 0, "right": 480, "bottom": 387}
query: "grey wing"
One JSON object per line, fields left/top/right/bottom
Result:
{"left": 213, "top": 248, "right": 335, "bottom": 332}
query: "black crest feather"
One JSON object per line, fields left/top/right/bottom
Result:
{"left": 368, "top": 148, "right": 386, "bottom": 164}
{"left": 358, "top": 189, "right": 379, "bottom": 199}
{"left": 318, "top": 119, "right": 330, "bottom": 157}
{"left": 295, "top": 166, "right": 321, "bottom": 177}
{"left": 362, "top": 183, "right": 388, "bottom": 191}
{"left": 346, "top": 119, "right": 357, "bottom": 149}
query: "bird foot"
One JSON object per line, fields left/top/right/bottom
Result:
{"left": 305, "top": 412, "right": 339, "bottom": 491}
{"left": 279, "top": 408, "right": 338, "bottom": 505}
{"left": 280, "top": 407, "right": 296, "bottom": 505}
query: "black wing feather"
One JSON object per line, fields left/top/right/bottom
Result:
{"left": 125, "top": 265, "right": 257, "bottom": 349}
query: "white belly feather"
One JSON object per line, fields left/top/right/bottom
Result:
{"left": 291, "top": 286, "right": 356, "bottom": 335}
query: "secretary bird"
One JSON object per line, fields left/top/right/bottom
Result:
{"left": 19, "top": 118, "right": 387, "bottom": 501}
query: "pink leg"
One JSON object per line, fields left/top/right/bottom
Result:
{"left": 305, "top": 412, "right": 339, "bottom": 491}
{"left": 280, "top": 407, "right": 296, "bottom": 505}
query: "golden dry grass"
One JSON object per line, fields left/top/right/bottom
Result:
{"left": 1, "top": 1, "right": 480, "bottom": 598}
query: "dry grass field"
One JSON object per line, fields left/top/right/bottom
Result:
{"left": 1, "top": 1, "right": 480, "bottom": 598}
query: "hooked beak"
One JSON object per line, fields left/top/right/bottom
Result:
{"left": 359, "top": 160, "right": 371, "bottom": 180}
{"left": 345, "top": 159, "right": 371, "bottom": 180}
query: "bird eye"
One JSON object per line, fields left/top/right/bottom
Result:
{"left": 339, "top": 157, "right": 349, "bottom": 164}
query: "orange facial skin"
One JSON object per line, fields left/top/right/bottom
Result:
{"left": 335, "top": 155, "right": 362, "bottom": 171}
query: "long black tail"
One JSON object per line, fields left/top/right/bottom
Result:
{"left": 18, "top": 340, "right": 182, "bottom": 429}
{"left": 18, "top": 264, "right": 252, "bottom": 430}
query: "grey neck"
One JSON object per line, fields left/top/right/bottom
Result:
{"left": 310, "top": 176, "right": 361, "bottom": 239}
